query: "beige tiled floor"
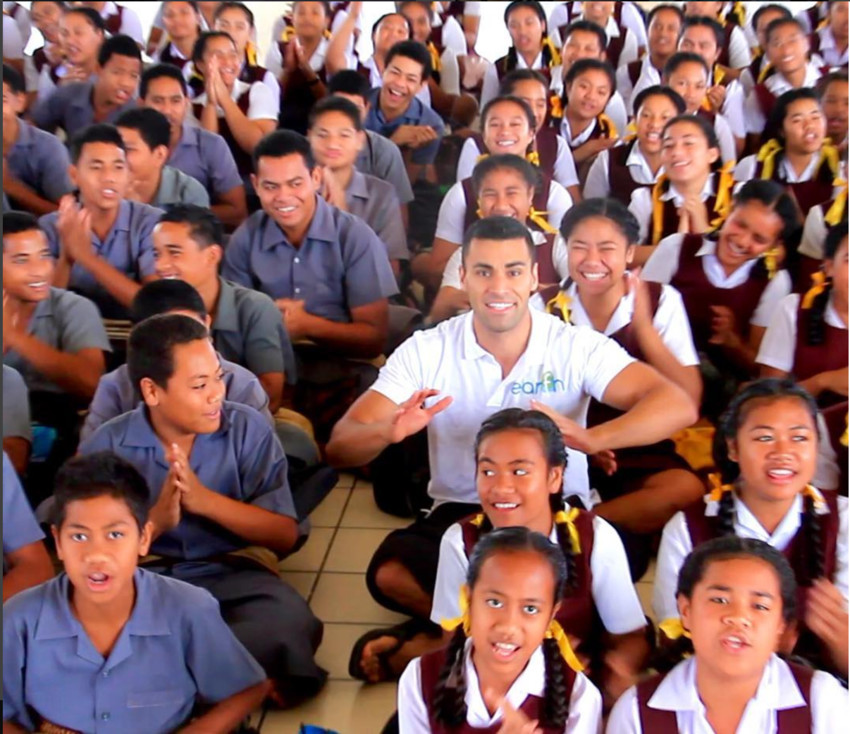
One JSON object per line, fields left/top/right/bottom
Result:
{"left": 253, "top": 477, "right": 661, "bottom": 732}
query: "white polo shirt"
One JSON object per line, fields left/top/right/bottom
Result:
{"left": 756, "top": 293, "right": 847, "bottom": 372}
{"left": 370, "top": 308, "right": 635, "bottom": 508}
{"left": 399, "top": 639, "right": 602, "bottom": 734}
{"left": 435, "top": 179, "right": 572, "bottom": 245}
{"left": 652, "top": 492, "right": 848, "bottom": 623}
{"left": 641, "top": 235, "right": 792, "bottom": 329}
{"left": 431, "top": 517, "right": 646, "bottom": 634}
{"left": 607, "top": 655, "right": 846, "bottom": 734}
{"left": 583, "top": 142, "right": 662, "bottom": 200}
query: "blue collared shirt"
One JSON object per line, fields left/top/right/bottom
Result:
{"left": 2, "top": 365, "right": 32, "bottom": 443}
{"left": 7, "top": 120, "right": 73, "bottom": 204}
{"left": 78, "top": 402, "right": 295, "bottom": 562}
{"left": 222, "top": 196, "right": 398, "bottom": 323}
{"left": 40, "top": 200, "right": 162, "bottom": 319}
{"left": 2, "top": 452, "right": 43, "bottom": 559}
{"left": 31, "top": 80, "right": 137, "bottom": 137}
{"left": 167, "top": 123, "right": 243, "bottom": 197}
{"left": 2, "top": 568, "right": 266, "bottom": 733}
{"left": 364, "top": 89, "right": 444, "bottom": 164}
{"left": 346, "top": 170, "right": 409, "bottom": 262}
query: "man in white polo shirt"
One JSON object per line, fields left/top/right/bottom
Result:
{"left": 326, "top": 216, "right": 698, "bottom": 621}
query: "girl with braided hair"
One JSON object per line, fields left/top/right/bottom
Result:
{"left": 398, "top": 526, "right": 602, "bottom": 733}
{"left": 758, "top": 224, "right": 848, "bottom": 409}
{"left": 653, "top": 379, "right": 848, "bottom": 678}
{"left": 610, "top": 536, "right": 846, "bottom": 733}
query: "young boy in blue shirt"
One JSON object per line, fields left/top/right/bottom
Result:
{"left": 3, "top": 451, "right": 269, "bottom": 733}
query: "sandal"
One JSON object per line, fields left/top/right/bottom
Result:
{"left": 348, "top": 619, "right": 425, "bottom": 683}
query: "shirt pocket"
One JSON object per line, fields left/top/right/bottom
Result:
{"left": 126, "top": 688, "right": 186, "bottom": 708}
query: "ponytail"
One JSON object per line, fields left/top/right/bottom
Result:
{"left": 433, "top": 626, "right": 469, "bottom": 728}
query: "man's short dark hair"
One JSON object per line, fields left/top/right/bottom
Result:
{"left": 2, "top": 211, "right": 43, "bottom": 248}
{"left": 97, "top": 33, "right": 142, "bottom": 68}
{"left": 2, "top": 63, "right": 25, "bottom": 95}
{"left": 127, "top": 314, "right": 210, "bottom": 391}
{"left": 563, "top": 19, "right": 606, "bottom": 52}
{"left": 308, "top": 95, "right": 363, "bottom": 131}
{"left": 64, "top": 5, "right": 106, "bottom": 33}
{"left": 193, "top": 30, "right": 235, "bottom": 64}
{"left": 253, "top": 129, "right": 316, "bottom": 172}
{"left": 214, "top": 1, "right": 254, "bottom": 26}
{"left": 115, "top": 107, "right": 171, "bottom": 152}
{"left": 680, "top": 16, "right": 724, "bottom": 49}
{"left": 461, "top": 216, "right": 535, "bottom": 265}
{"left": 69, "top": 123, "right": 126, "bottom": 164}
{"left": 53, "top": 452, "right": 150, "bottom": 531}
{"left": 130, "top": 279, "right": 207, "bottom": 324}
{"left": 158, "top": 204, "right": 224, "bottom": 250}
{"left": 327, "top": 69, "right": 373, "bottom": 102}
{"left": 385, "top": 40, "right": 432, "bottom": 81}
{"left": 140, "top": 63, "right": 189, "bottom": 99}
{"left": 663, "top": 51, "right": 710, "bottom": 81}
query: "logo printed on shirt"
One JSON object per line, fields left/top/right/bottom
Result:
{"left": 508, "top": 371, "right": 565, "bottom": 395}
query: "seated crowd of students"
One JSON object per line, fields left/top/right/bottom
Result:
{"left": 2, "top": 1, "right": 848, "bottom": 732}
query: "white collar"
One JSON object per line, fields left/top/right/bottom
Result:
{"left": 100, "top": 1, "right": 118, "bottom": 17}
{"left": 363, "top": 55, "right": 383, "bottom": 88}
{"left": 461, "top": 306, "right": 550, "bottom": 363}
{"left": 168, "top": 42, "right": 188, "bottom": 60}
{"left": 565, "top": 279, "right": 637, "bottom": 336}
{"left": 561, "top": 116, "right": 599, "bottom": 147}
{"left": 661, "top": 176, "right": 716, "bottom": 206}
{"left": 765, "top": 65, "right": 822, "bottom": 94}
{"left": 825, "top": 298, "right": 848, "bottom": 330}
{"left": 306, "top": 36, "right": 329, "bottom": 71}
{"left": 780, "top": 153, "right": 821, "bottom": 183}
{"left": 626, "top": 143, "right": 663, "bottom": 182}
{"left": 817, "top": 26, "right": 841, "bottom": 52}
{"left": 516, "top": 51, "right": 545, "bottom": 71}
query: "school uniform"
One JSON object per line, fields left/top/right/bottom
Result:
{"left": 583, "top": 140, "right": 662, "bottom": 204}
{"left": 40, "top": 199, "right": 162, "bottom": 319}
{"left": 5, "top": 120, "right": 73, "bottom": 207}
{"left": 2, "top": 365, "right": 31, "bottom": 447}
{"left": 548, "top": 1, "right": 648, "bottom": 54}
{"left": 739, "top": 52, "right": 771, "bottom": 98}
{"left": 717, "top": 17, "right": 753, "bottom": 70}
{"left": 153, "top": 42, "right": 193, "bottom": 78}
{"left": 607, "top": 655, "right": 846, "bottom": 734}
{"left": 31, "top": 79, "right": 137, "bottom": 138}
{"left": 693, "top": 108, "right": 737, "bottom": 165}
{"left": 78, "top": 402, "right": 326, "bottom": 693}
{"left": 167, "top": 123, "right": 244, "bottom": 200}
{"left": 23, "top": 45, "right": 72, "bottom": 105}
{"left": 365, "top": 90, "right": 446, "bottom": 166}
{"left": 2, "top": 13, "right": 23, "bottom": 61}
{"left": 399, "top": 639, "right": 603, "bottom": 734}
{"left": 811, "top": 25, "right": 849, "bottom": 68}
{"left": 799, "top": 192, "right": 847, "bottom": 263}
{"left": 549, "top": 69, "right": 629, "bottom": 139}
{"left": 712, "top": 73, "right": 747, "bottom": 143}
{"left": 817, "top": 401, "right": 849, "bottom": 499}
{"left": 357, "top": 129, "right": 416, "bottom": 206}
{"left": 238, "top": 56, "right": 280, "bottom": 110}
{"left": 2, "top": 568, "right": 266, "bottom": 734}
{"left": 480, "top": 50, "right": 562, "bottom": 111}
{"left": 559, "top": 111, "right": 620, "bottom": 153}
{"left": 345, "top": 170, "right": 409, "bottom": 263}
{"left": 81, "top": 354, "right": 271, "bottom": 443}
{"left": 3, "top": 1, "right": 30, "bottom": 45}
{"left": 2, "top": 453, "right": 43, "bottom": 564}
{"left": 744, "top": 64, "right": 823, "bottom": 137}
{"left": 96, "top": 1, "right": 144, "bottom": 44}
{"left": 795, "top": 3, "right": 829, "bottom": 35}
{"left": 150, "top": 165, "right": 210, "bottom": 209}
{"left": 620, "top": 56, "right": 662, "bottom": 116}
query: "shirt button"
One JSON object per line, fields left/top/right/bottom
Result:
{"left": 295, "top": 288, "right": 301, "bottom": 294}
{"left": 294, "top": 257, "right": 300, "bottom": 264}
{"left": 102, "top": 670, "right": 110, "bottom": 677}
{"left": 101, "top": 712, "right": 110, "bottom": 720}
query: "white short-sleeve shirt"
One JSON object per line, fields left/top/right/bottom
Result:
{"left": 192, "top": 80, "right": 278, "bottom": 122}
{"left": 370, "top": 308, "right": 636, "bottom": 507}
{"left": 744, "top": 65, "right": 823, "bottom": 134}
{"left": 431, "top": 517, "right": 646, "bottom": 635}
{"left": 480, "top": 51, "right": 545, "bottom": 110}
{"left": 399, "top": 639, "right": 603, "bottom": 734}
{"left": 435, "top": 179, "right": 572, "bottom": 245}
{"left": 99, "top": 2, "right": 144, "bottom": 45}
{"left": 606, "top": 655, "right": 847, "bottom": 734}
{"left": 583, "top": 142, "right": 662, "bottom": 200}
{"left": 628, "top": 176, "right": 717, "bottom": 246}
{"left": 725, "top": 24, "right": 753, "bottom": 69}
{"left": 3, "top": 14, "right": 24, "bottom": 60}
{"left": 641, "top": 235, "right": 793, "bottom": 328}
{"left": 799, "top": 201, "right": 845, "bottom": 260}
{"left": 626, "top": 58, "right": 663, "bottom": 114}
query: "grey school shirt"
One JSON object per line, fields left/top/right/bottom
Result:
{"left": 346, "top": 170, "right": 409, "bottom": 262}
{"left": 31, "top": 79, "right": 136, "bottom": 137}
{"left": 356, "top": 129, "right": 414, "bottom": 205}
{"left": 2, "top": 365, "right": 32, "bottom": 443}
{"left": 151, "top": 165, "right": 210, "bottom": 209}
{"left": 6, "top": 120, "right": 73, "bottom": 204}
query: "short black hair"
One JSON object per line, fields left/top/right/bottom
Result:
{"left": 471, "top": 153, "right": 538, "bottom": 195}
{"left": 681, "top": 15, "right": 724, "bottom": 49}
{"left": 2, "top": 63, "right": 25, "bottom": 95}
{"left": 647, "top": 3, "right": 685, "bottom": 29}
{"left": 504, "top": 0, "right": 546, "bottom": 28}
{"left": 385, "top": 40, "right": 432, "bottom": 81}
{"left": 764, "top": 16, "right": 806, "bottom": 46}
{"left": 560, "top": 197, "right": 641, "bottom": 247}
{"left": 562, "top": 19, "right": 606, "bottom": 52}
{"left": 498, "top": 68, "right": 549, "bottom": 97}
{"left": 564, "top": 58, "right": 616, "bottom": 97}
{"left": 461, "top": 215, "right": 535, "bottom": 265}
{"left": 253, "top": 129, "right": 315, "bottom": 171}
{"left": 2, "top": 211, "right": 43, "bottom": 246}
{"left": 115, "top": 107, "right": 171, "bottom": 152}
{"left": 64, "top": 5, "right": 107, "bottom": 33}
{"left": 97, "top": 33, "right": 142, "bottom": 68}
{"left": 69, "top": 123, "right": 126, "bottom": 164}
{"left": 308, "top": 95, "right": 363, "bottom": 132}
{"left": 327, "top": 69, "right": 373, "bottom": 102}
{"left": 193, "top": 30, "right": 235, "bottom": 64}
{"left": 140, "top": 63, "right": 189, "bottom": 99}
{"left": 752, "top": 3, "right": 791, "bottom": 33}
{"left": 633, "top": 84, "right": 687, "bottom": 116}
{"left": 130, "top": 279, "right": 207, "bottom": 324}
{"left": 127, "top": 313, "right": 210, "bottom": 391}
{"left": 214, "top": 1, "right": 254, "bottom": 26}
{"left": 158, "top": 204, "right": 224, "bottom": 250}
{"left": 53, "top": 452, "right": 150, "bottom": 531}
{"left": 663, "top": 50, "right": 710, "bottom": 80}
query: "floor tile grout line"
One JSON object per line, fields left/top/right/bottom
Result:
{"left": 307, "top": 486, "right": 356, "bottom": 603}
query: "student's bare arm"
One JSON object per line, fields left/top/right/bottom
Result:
{"left": 601, "top": 629, "right": 651, "bottom": 709}
{"left": 180, "top": 680, "right": 271, "bottom": 734}
{"left": 3, "top": 437, "right": 30, "bottom": 477}
{"left": 0, "top": 338, "right": 105, "bottom": 399}
{"left": 2, "top": 541, "right": 54, "bottom": 602}
{"left": 71, "top": 253, "right": 154, "bottom": 309}
{"left": 1, "top": 176, "right": 59, "bottom": 216}
{"left": 281, "top": 298, "right": 390, "bottom": 358}
{"left": 325, "top": 5, "right": 358, "bottom": 75}
{"left": 258, "top": 372, "right": 285, "bottom": 413}
{"left": 799, "top": 367, "right": 849, "bottom": 399}
{"left": 3, "top": 721, "right": 29, "bottom": 734}
{"left": 411, "top": 237, "right": 460, "bottom": 291}
{"left": 428, "top": 286, "right": 469, "bottom": 325}
{"left": 220, "top": 95, "right": 276, "bottom": 154}
{"left": 212, "top": 185, "right": 248, "bottom": 229}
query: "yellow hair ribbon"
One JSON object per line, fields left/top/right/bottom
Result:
{"left": 245, "top": 41, "right": 258, "bottom": 68}
{"left": 729, "top": 2, "right": 747, "bottom": 28}
{"left": 542, "top": 36, "right": 561, "bottom": 67}
{"left": 841, "top": 413, "right": 848, "bottom": 448}
{"left": 440, "top": 585, "right": 472, "bottom": 634}
{"left": 824, "top": 184, "right": 848, "bottom": 226}
{"left": 546, "top": 290, "right": 572, "bottom": 322}
{"left": 816, "top": 13, "right": 829, "bottom": 32}
{"left": 545, "top": 619, "right": 584, "bottom": 672}
{"left": 801, "top": 270, "right": 828, "bottom": 309}
{"left": 713, "top": 64, "right": 726, "bottom": 86}
{"left": 528, "top": 207, "right": 557, "bottom": 234}
{"left": 427, "top": 41, "right": 443, "bottom": 74}
{"left": 475, "top": 152, "right": 489, "bottom": 165}
{"left": 549, "top": 93, "right": 563, "bottom": 120}
{"left": 526, "top": 150, "right": 541, "bottom": 167}
{"left": 650, "top": 175, "right": 669, "bottom": 246}
{"left": 659, "top": 617, "right": 691, "bottom": 640}
{"left": 707, "top": 472, "right": 734, "bottom": 503}
{"left": 763, "top": 247, "right": 780, "bottom": 280}
{"left": 553, "top": 508, "right": 582, "bottom": 554}
{"left": 282, "top": 25, "right": 296, "bottom": 42}
{"left": 470, "top": 513, "right": 485, "bottom": 528}
{"left": 709, "top": 161, "right": 735, "bottom": 232}
{"left": 756, "top": 138, "right": 784, "bottom": 181}
{"left": 624, "top": 120, "right": 637, "bottom": 140}
{"left": 802, "top": 484, "right": 826, "bottom": 510}
{"left": 598, "top": 112, "right": 618, "bottom": 139}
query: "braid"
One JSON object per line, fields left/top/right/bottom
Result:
{"left": 717, "top": 489, "right": 737, "bottom": 537}
{"left": 433, "top": 626, "right": 469, "bottom": 728}
{"left": 801, "top": 493, "right": 826, "bottom": 584}
{"left": 505, "top": 45, "right": 518, "bottom": 73}
{"left": 751, "top": 254, "right": 770, "bottom": 281}
{"left": 806, "top": 282, "right": 833, "bottom": 346}
{"left": 541, "top": 40, "right": 553, "bottom": 69}
{"left": 540, "top": 636, "right": 570, "bottom": 729}
{"left": 551, "top": 495, "right": 578, "bottom": 593}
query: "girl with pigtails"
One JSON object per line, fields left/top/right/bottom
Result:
{"left": 652, "top": 378, "right": 848, "bottom": 679}
{"left": 398, "top": 526, "right": 603, "bottom": 733}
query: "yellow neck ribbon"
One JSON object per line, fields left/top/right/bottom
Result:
{"left": 547, "top": 289, "right": 572, "bottom": 322}
{"left": 757, "top": 61, "right": 774, "bottom": 84}
{"left": 553, "top": 508, "right": 582, "bottom": 554}
{"left": 549, "top": 93, "right": 563, "bottom": 120}
{"left": 528, "top": 207, "right": 557, "bottom": 234}
{"left": 842, "top": 414, "right": 848, "bottom": 448}
{"left": 802, "top": 484, "right": 826, "bottom": 510}
{"left": 598, "top": 112, "right": 618, "bottom": 139}
{"left": 541, "top": 36, "right": 562, "bottom": 67}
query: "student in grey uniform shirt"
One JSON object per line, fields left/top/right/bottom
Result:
{"left": 3, "top": 452, "right": 269, "bottom": 732}
{"left": 115, "top": 107, "right": 210, "bottom": 210}
{"left": 2, "top": 452, "right": 53, "bottom": 603}
{"left": 79, "top": 315, "right": 327, "bottom": 706}
{"left": 31, "top": 34, "right": 140, "bottom": 138}
{"left": 2, "top": 64, "right": 73, "bottom": 215}
{"left": 39, "top": 124, "right": 161, "bottom": 320}
{"left": 2, "top": 365, "right": 32, "bottom": 476}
